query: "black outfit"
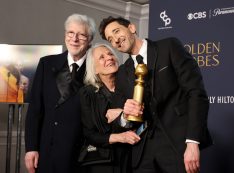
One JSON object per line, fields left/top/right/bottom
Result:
{"left": 25, "top": 51, "right": 85, "bottom": 173}
{"left": 79, "top": 85, "right": 131, "bottom": 173}
{"left": 114, "top": 38, "right": 213, "bottom": 173}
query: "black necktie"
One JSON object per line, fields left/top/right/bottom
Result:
{"left": 136, "top": 54, "right": 144, "bottom": 64}
{"left": 71, "top": 63, "right": 79, "bottom": 80}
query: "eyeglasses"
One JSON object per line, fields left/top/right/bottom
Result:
{"left": 66, "top": 31, "right": 88, "bottom": 41}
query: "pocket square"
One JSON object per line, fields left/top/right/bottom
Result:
{"left": 158, "top": 66, "right": 168, "bottom": 72}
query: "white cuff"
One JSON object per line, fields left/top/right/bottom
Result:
{"left": 120, "top": 112, "right": 128, "bottom": 126}
{"left": 120, "top": 112, "right": 132, "bottom": 128}
{"left": 185, "top": 139, "right": 200, "bottom": 144}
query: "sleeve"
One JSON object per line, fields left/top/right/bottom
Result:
{"left": 169, "top": 37, "right": 209, "bottom": 142}
{"left": 25, "top": 58, "right": 45, "bottom": 152}
{"left": 79, "top": 87, "right": 111, "bottom": 147}
{"left": 109, "top": 66, "right": 134, "bottom": 131}
{"left": 111, "top": 66, "right": 127, "bottom": 108}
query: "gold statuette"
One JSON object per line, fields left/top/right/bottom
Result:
{"left": 127, "top": 64, "right": 148, "bottom": 122}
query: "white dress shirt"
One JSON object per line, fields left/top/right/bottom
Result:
{"left": 67, "top": 52, "right": 86, "bottom": 72}
{"left": 131, "top": 39, "right": 148, "bottom": 68}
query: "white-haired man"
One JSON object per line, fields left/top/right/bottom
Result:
{"left": 25, "top": 14, "right": 96, "bottom": 173}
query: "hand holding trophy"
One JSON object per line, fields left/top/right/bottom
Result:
{"left": 127, "top": 63, "right": 148, "bottom": 122}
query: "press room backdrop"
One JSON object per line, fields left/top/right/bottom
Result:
{"left": 148, "top": 0, "right": 234, "bottom": 172}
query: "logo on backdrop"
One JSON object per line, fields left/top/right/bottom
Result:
{"left": 184, "top": 41, "right": 221, "bottom": 68}
{"left": 208, "top": 96, "right": 234, "bottom": 104}
{"left": 186, "top": 7, "right": 234, "bottom": 20}
{"left": 160, "top": 11, "right": 171, "bottom": 26}
{"left": 187, "top": 11, "right": 207, "bottom": 20}
{"left": 212, "top": 6, "right": 234, "bottom": 17}
{"left": 157, "top": 10, "right": 172, "bottom": 30}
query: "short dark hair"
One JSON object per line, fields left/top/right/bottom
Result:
{"left": 99, "top": 16, "right": 131, "bottom": 40}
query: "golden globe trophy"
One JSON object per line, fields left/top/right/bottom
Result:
{"left": 127, "top": 64, "right": 148, "bottom": 122}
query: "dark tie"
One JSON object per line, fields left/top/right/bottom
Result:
{"left": 136, "top": 54, "right": 144, "bottom": 64}
{"left": 71, "top": 63, "right": 79, "bottom": 80}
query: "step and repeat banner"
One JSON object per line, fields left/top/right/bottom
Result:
{"left": 149, "top": 0, "right": 234, "bottom": 172}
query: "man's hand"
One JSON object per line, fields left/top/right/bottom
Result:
{"left": 25, "top": 151, "right": 39, "bottom": 173}
{"left": 123, "top": 99, "right": 143, "bottom": 118}
{"left": 106, "top": 108, "right": 123, "bottom": 123}
{"left": 184, "top": 143, "right": 200, "bottom": 173}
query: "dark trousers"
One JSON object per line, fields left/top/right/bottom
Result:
{"left": 133, "top": 126, "right": 186, "bottom": 173}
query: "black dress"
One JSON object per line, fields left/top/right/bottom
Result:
{"left": 79, "top": 85, "right": 132, "bottom": 173}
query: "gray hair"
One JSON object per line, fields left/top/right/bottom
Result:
{"left": 64, "top": 13, "right": 96, "bottom": 41}
{"left": 84, "top": 43, "right": 119, "bottom": 91}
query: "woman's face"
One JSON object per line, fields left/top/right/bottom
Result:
{"left": 93, "top": 46, "right": 118, "bottom": 76}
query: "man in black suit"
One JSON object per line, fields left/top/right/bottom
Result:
{"left": 24, "top": 14, "right": 96, "bottom": 173}
{"left": 99, "top": 16, "right": 212, "bottom": 173}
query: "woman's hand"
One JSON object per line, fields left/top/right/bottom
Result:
{"left": 105, "top": 108, "right": 123, "bottom": 123}
{"left": 109, "top": 131, "right": 141, "bottom": 145}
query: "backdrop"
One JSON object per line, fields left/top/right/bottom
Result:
{"left": 0, "top": 45, "right": 62, "bottom": 103}
{"left": 148, "top": 0, "right": 234, "bottom": 172}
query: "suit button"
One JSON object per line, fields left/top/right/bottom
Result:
{"left": 152, "top": 112, "right": 155, "bottom": 115}
{"left": 54, "top": 122, "right": 58, "bottom": 126}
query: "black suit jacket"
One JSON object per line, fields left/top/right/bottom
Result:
{"left": 114, "top": 38, "right": 212, "bottom": 167}
{"left": 25, "top": 51, "right": 85, "bottom": 173}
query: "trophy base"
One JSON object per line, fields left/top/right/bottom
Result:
{"left": 127, "top": 115, "right": 144, "bottom": 122}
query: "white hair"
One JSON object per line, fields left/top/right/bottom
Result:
{"left": 64, "top": 13, "right": 96, "bottom": 41}
{"left": 84, "top": 43, "right": 119, "bottom": 91}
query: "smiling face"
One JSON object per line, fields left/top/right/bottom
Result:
{"left": 93, "top": 46, "right": 119, "bottom": 78}
{"left": 65, "top": 22, "right": 90, "bottom": 60}
{"left": 104, "top": 21, "right": 136, "bottom": 54}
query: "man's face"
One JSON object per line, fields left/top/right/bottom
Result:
{"left": 104, "top": 21, "right": 136, "bottom": 54}
{"left": 65, "top": 22, "right": 90, "bottom": 59}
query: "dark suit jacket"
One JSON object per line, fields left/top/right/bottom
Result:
{"left": 79, "top": 85, "right": 131, "bottom": 173}
{"left": 114, "top": 37, "right": 213, "bottom": 167}
{"left": 25, "top": 51, "right": 85, "bottom": 173}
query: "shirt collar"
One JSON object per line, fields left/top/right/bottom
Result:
{"left": 131, "top": 39, "right": 148, "bottom": 68}
{"left": 67, "top": 52, "right": 86, "bottom": 72}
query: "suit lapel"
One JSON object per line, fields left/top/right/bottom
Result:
{"left": 52, "top": 51, "right": 70, "bottom": 106}
{"left": 124, "top": 57, "right": 135, "bottom": 95}
{"left": 146, "top": 40, "right": 159, "bottom": 100}
{"left": 146, "top": 39, "right": 158, "bottom": 73}
{"left": 53, "top": 51, "right": 85, "bottom": 107}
